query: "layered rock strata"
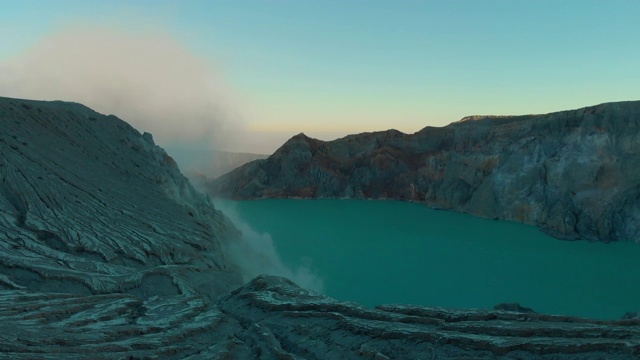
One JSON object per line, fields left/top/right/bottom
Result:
{"left": 0, "top": 97, "right": 242, "bottom": 298}
{"left": 218, "top": 275, "right": 640, "bottom": 360}
{"left": 3, "top": 275, "right": 639, "bottom": 359}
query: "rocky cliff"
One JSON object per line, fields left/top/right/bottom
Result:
{"left": 1, "top": 97, "right": 639, "bottom": 359}
{"left": 211, "top": 101, "right": 640, "bottom": 243}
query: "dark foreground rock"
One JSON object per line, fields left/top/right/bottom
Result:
{"left": 217, "top": 275, "right": 640, "bottom": 360}
{"left": 0, "top": 96, "right": 243, "bottom": 358}
{"left": 210, "top": 101, "right": 640, "bottom": 243}
{"left": 3, "top": 275, "right": 639, "bottom": 359}
{"left": 1, "top": 97, "right": 639, "bottom": 359}
{"left": 0, "top": 97, "right": 243, "bottom": 297}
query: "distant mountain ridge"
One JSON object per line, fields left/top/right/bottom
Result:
{"left": 210, "top": 149, "right": 268, "bottom": 176}
{"left": 210, "top": 101, "right": 640, "bottom": 243}
{"left": 165, "top": 145, "right": 267, "bottom": 180}
{"left": 181, "top": 149, "right": 268, "bottom": 190}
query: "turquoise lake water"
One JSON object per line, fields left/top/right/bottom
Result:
{"left": 218, "top": 199, "right": 640, "bottom": 320}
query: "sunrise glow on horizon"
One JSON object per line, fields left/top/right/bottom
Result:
{"left": 2, "top": 0, "right": 639, "bottom": 151}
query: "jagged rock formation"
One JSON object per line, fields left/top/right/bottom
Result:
{"left": 219, "top": 275, "right": 640, "bottom": 360}
{"left": 211, "top": 101, "right": 640, "bottom": 243}
{"left": 1, "top": 97, "right": 639, "bottom": 359}
{"left": 4, "top": 274, "right": 640, "bottom": 359}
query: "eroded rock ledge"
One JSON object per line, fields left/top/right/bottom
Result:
{"left": 218, "top": 275, "right": 640, "bottom": 360}
{"left": 2, "top": 275, "right": 639, "bottom": 359}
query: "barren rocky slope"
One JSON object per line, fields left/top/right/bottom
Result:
{"left": 211, "top": 101, "right": 640, "bottom": 243}
{"left": 1, "top": 97, "right": 638, "bottom": 359}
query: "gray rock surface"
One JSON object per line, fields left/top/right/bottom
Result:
{"left": 0, "top": 97, "right": 243, "bottom": 298}
{"left": 0, "top": 97, "right": 245, "bottom": 358}
{"left": 220, "top": 275, "right": 640, "bottom": 360}
{"left": 1, "top": 97, "right": 639, "bottom": 359}
{"left": 210, "top": 101, "right": 640, "bottom": 243}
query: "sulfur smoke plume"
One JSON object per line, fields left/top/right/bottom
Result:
{"left": 0, "top": 26, "right": 325, "bottom": 292}
{"left": 0, "top": 26, "right": 243, "bottom": 148}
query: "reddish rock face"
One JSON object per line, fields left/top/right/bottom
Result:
{"left": 211, "top": 101, "right": 640, "bottom": 243}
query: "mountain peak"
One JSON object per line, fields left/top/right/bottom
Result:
{"left": 212, "top": 99, "right": 640, "bottom": 244}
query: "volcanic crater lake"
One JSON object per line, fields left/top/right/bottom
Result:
{"left": 219, "top": 199, "right": 640, "bottom": 320}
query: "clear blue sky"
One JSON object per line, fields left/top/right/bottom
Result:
{"left": 1, "top": 0, "right": 639, "bottom": 138}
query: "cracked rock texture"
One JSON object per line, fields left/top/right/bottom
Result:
{"left": 219, "top": 275, "right": 640, "bottom": 360}
{"left": 211, "top": 101, "right": 640, "bottom": 243}
{"left": 0, "top": 97, "right": 242, "bottom": 298}
{"left": 1, "top": 97, "right": 639, "bottom": 359}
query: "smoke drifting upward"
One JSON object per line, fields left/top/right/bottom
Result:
{"left": 0, "top": 26, "right": 244, "bottom": 148}
{"left": 218, "top": 203, "right": 325, "bottom": 293}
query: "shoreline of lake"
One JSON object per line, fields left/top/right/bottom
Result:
{"left": 217, "top": 198, "right": 640, "bottom": 320}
